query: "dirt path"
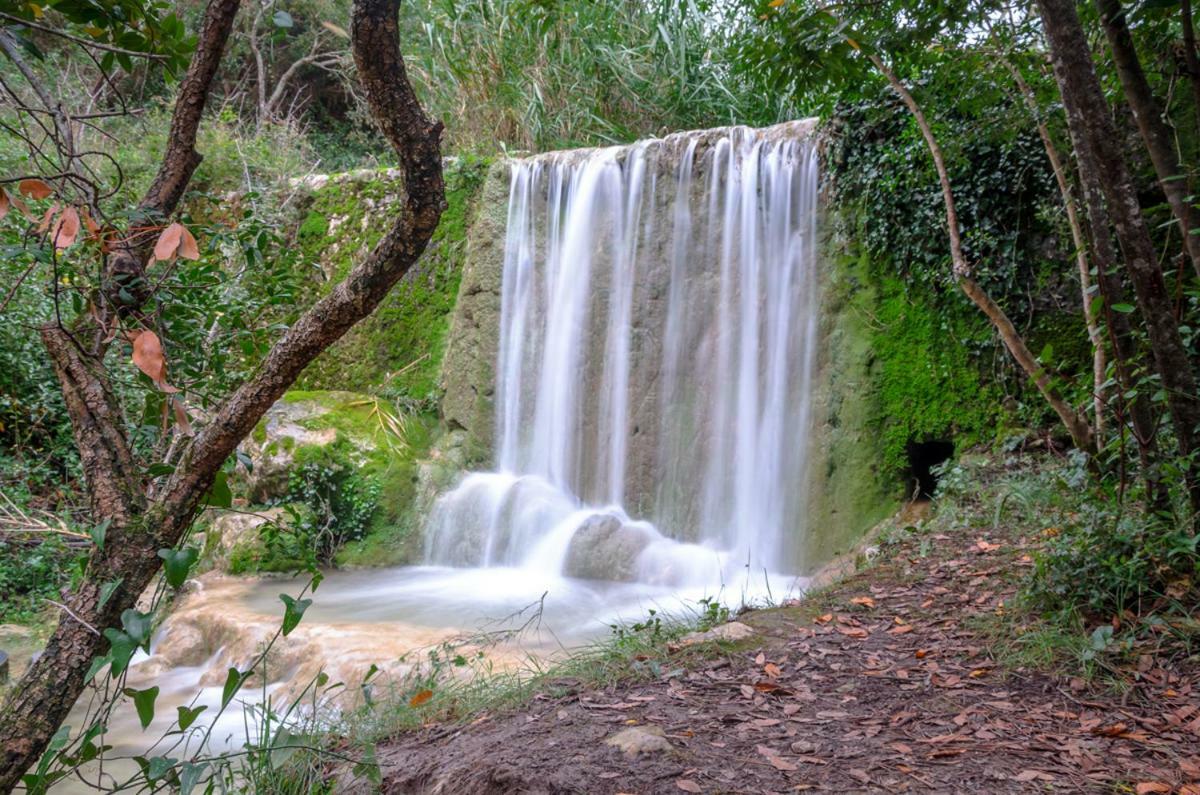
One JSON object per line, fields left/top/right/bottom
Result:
{"left": 375, "top": 515, "right": 1200, "bottom": 794}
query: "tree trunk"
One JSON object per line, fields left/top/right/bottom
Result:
{"left": 1039, "top": 0, "right": 1200, "bottom": 514}
{"left": 866, "top": 52, "right": 1096, "bottom": 455}
{"left": 1095, "top": 0, "right": 1200, "bottom": 280}
{"left": 0, "top": 0, "right": 445, "bottom": 789}
{"left": 1183, "top": 0, "right": 1200, "bottom": 138}
{"left": 1005, "top": 58, "right": 1106, "bottom": 441}
{"left": 1074, "top": 136, "right": 1168, "bottom": 506}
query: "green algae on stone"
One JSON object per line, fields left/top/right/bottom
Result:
{"left": 289, "top": 158, "right": 491, "bottom": 403}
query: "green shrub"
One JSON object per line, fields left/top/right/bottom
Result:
{"left": 1027, "top": 503, "right": 1199, "bottom": 620}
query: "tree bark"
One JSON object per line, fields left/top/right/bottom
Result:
{"left": 1183, "top": 0, "right": 1200, "bottom": 137}
{"left": 1039, "top": 0, "right": 1200, "bottom": 514}
{"left": 1095, "top": 0, "right": 1200, "bottom": 280}
{"left": 0, "top": 0, "right": 444, "bottom": 789}
{"left": 1074, "top": 133, "right": 1167, "bottom": 505}
{"left": 866, "top": 51, "right": 1096, "bottom": 455}
{"left": 1005, "top": 58, "right": 1106, "bottom": 442}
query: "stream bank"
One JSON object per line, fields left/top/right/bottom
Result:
{"left": 363, "top": 453, "right": 1200, "bottom": 793}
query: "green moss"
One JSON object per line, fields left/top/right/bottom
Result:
{"left": 869, "top": 272, "right": 1004, "bottom": 476}
{"left": 291, "top": 157, "right": 492, "bottom": 403}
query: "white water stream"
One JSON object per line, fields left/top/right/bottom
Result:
{"left": 426, "top": 120, "right": 821, "bottom": 590}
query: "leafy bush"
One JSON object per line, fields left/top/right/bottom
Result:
{"left": 283, "top": 458, "right": 381, "bottom": 564}
{"left": 1027, "top": 505, "right": 1199, "bottom": 620}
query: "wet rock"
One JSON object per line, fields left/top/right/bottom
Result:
{"left": 440, "top": 162, "right": 511, "bottom": 453}
{"left": 675, "top": 621, "right": 756, "bottom": 648}
{"left": 205, "top": 507, "right": 289, "bottom": 563}
{"left": 605, "top": 724, "right": 672, "bottom": 756}
{"left": 238, "top": 396, "right": 346, "bottom": 503}
{"left": 562, "top": 514, "right": 655, "bottom": 581}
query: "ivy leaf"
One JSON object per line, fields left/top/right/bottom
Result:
{"left": 157, "top": 547, "right": 199, "bottom": 589}
{"left": 89, "top": 518, "right": 110, "bottom": 551}
{"left": 85, "top": 653, "right": 112, "bottom": 683}
{"left": 1111, "top": 303, "right": 1135, "bottom": 314}
{"left": 279, "top": 593, "right": 312, "bottom": 636}
{"left": 146, "top": 755, "right": 176, "bottom": 782}
{"left": 221, "top": 667, "right": 245, "bottom": 708}
{"left": 121, "top": 608, "right": 153, "bottom": 651}
{"left": 179, "top": 761, "right": 208, "bottom": 795}
{"left": 102, "top": 629, "right": 137, "bottom": 675}
{"left": 272, "top": 10, "right": 294, "bottom": 27}
{"left": 146, "top": 463, "right": 175, "bottom": 478}
{"left": 123, "top": 686, "right": 159, "bottom": 730}
{"left": 98, "top": 578, "right": 122, "bottom": 610}
{"left": 177, "top": 704, "right": 207, "bottom": 731}
{"left": 203, "top": 471, "right": 233, "bottom": 508}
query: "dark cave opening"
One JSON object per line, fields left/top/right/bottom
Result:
{"left": 906, "top": 440, "right": 954, "bottom": 500}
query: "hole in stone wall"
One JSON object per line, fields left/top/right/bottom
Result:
{"left": 906, "top": 440, "right": 954, "bottom": 500}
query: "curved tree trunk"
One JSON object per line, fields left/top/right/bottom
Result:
{"left": 1096, "top": 0, "right": 1200, "bottom": 280}
{"left": 1039, "top": 0, "right": 1200, "bottom": 515}
{"left": 0, "top": 0, "right": 445, "bottom": 789}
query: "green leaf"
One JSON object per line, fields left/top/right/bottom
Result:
{"left": 203, "top": 471, "right": 232, "bottom": 508}
{"left": 235, "top": 450, "right": 254, "bottom": 473}
{"left": 98, "top": 578, "right": 123, "bottom": 610}
{"left": 90, "top": 519, "right": 110, "bottom": 551}
{"left": 179, "top": 761, "right": 208, "bottom": 795}
{"left": 177, "top": 704, "right": 207, "bottom": 731}
{"left": 279, "top": 593, "right": 312, "bottom": 636}
{"left": 102, "top": 629, "right": 137, "bottom": 675}
{"left": 157, "top": 547, "right": 199, "bottom": 589}
{"left": 121, "top": 608, "right": 154, "bottom": 651}
{"left": 146, "top": 755, "right": 177, "bottom": 782}
{"left": 146, "top": 463, "right": 176, "bottom": 478}
{"left": 124, "top": 686, "right": 160, "bottom": 730}
{"left": 272, "top": 10, "right": 294, "bottom": 27}
{"left": 221, "top": 667, "right": 244, "bottom": 708}
{"left": 85, "top": 654, "right": 112, "bottom": 683}
{"left": 1111, "top": 303, "right": 1135, "bottom": 314}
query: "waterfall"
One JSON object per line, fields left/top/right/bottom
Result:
{"left": 425, "top": 121, "right": 820, "bottom": 589}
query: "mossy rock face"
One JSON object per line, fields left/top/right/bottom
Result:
{"left": 438, "top": 160, "right": 513, "bottom": 456}
{"left": 288, "top": 158, "right": 491, "bottom": 404}
{"left": 231, "top": 390, "right": 435, "bottom": 572}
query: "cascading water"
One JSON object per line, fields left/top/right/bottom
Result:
{"left": 425, "top": 120, "right": 821, "bottom": 591}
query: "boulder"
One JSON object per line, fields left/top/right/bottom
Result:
{"left": 238, "top": 395, "right": 353, "bottom": 503}
{"left": 562, "top": 514, "right": 655, "bottom": 581}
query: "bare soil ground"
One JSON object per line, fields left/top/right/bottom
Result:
{"left": 375, "top": 511, "right": 1200, "bottom": 794}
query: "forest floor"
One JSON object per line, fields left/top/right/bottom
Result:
{"left": 373, "top": 489, "right": 1200, "bottom": 793}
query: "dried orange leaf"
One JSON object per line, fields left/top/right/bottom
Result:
{"left": 131, "top": 330, "right": 168, "bottom": 384}
{"left": 154, "top": 222, "right": 185, "bottom": 262}
{"left": 52, "top": 206, "right": 80, "bottom": 250}
{"left": 675, "top": 780, "right": 701, "bottom": 793}
{"left": 37, "top": 203, "right": 59, "bottom": 233}
{"left": 177, "top": 224, "right": 200, "bottom": 260}
{"left": 0, "top": 188, "right": 9, "bottom": 221}
{"left": 172, "top": 397, "right": 193, "bottom": 435}
{"left": 18, "top": 178, "right": 52, "bottom": 199}
{"left": 408, "top": 689, "right": 433, "bottom": 708}
{"left": 850, "top": 596, "right": 876, "bottom": 608}
{"left": 1134, "top": 784, "right": 1171, "bottom": 795}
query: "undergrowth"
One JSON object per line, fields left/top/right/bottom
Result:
{"left": 878, "top": 451, "right": 1200, "bottom": 679}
